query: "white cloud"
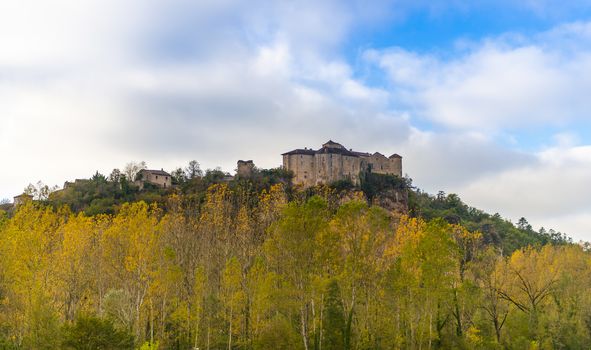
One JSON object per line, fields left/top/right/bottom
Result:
{"left": 0, "top": 0, "right": 589, "bottom": 243}
{"left": 455, "top": 144, "right": 591, "bottom": 240}
{"left": 367, "top": 25, "right": 591, "bottom": 130}
{"left": 364, "top": 21, "right": 591, "bottom": 240}
{"left": 398, "top": 130, "right": 536, "bottom": 191}
{"left": 0, "top": 0, "right": 402, "bottom": 199}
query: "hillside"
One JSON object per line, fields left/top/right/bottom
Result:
{"left": 6, "top": 165, "right": 570, "bottom": 255}
{"left": 0, "top": 166, "right": 578, "bottom": 349}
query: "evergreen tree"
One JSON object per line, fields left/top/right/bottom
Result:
{"left": 322, "top": 280, "right": 346, "bottom": 350}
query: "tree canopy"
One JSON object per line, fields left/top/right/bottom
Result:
{"left": 0, "top": 166, "right": 578, "bottom": 349}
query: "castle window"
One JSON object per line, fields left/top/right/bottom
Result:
{"left": 156, "top": 175, "right": 159, "bottom": 179}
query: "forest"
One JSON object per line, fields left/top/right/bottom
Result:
{"left": 0, "top": 168, "right": 584, "bottom": 350}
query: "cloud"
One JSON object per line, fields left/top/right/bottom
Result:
{"left": 366, "top": 23, "right": 591, "bottom": 131}
{"left": 362, "top": 20, "right": 591, "bottom": 239}
{"left": 398, "top": 130, "right": 537, "bottom": 191}
{"left": 0, "top": 0, "right": 406, "bottom": 198}
{"left": 0, "top": 0, "right": 588, "bottom": 242}
{"left": 456, "top": 143, "right": 591, "bottom": 240}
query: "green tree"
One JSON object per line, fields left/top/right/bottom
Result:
{"left": 265, "top": 196, "right": 329, "bottom": 350}
{"left": 62, "top": 315, "right": 134, "bottom": 350}
{"left": 185, "top": 160, "right": 203, "bottom": 179}
{"left": 323, "top": 280, "right": 346, "bottom": 350}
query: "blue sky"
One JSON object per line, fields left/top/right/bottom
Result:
{"left": 352, "top": 2, "right": 591, "bottom": 51}
{"left": 1, "top": 0, "right": 591, "bottom": 240}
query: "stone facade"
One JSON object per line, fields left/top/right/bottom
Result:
{"left": 63, "top": 179, "right": 90, "bottom": 189}
{"left": 136, "top": 169, "right": 172, "bottom": 190}
{"left": 282, "top": 140, "right": 402, "bottom": 187}
{"left": 237, "top": 160, "right": 255, "bottom": 178}
{"left": 13, "top": 193, "right": 33, "bottom": 206}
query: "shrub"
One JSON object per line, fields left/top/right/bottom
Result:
{"left": 62, "top": 315, "right": 134, "bottom": 350}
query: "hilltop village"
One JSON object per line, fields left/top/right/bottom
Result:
{"left": 111, "top": 140, "right": 404, "bottom": 191}
{"left": 10, "top": 140, "right": 403, "bottom": 203}
{"left": 3, "top": 140, "right": 407, "bottom": 215}
{"left": 131, "top": 140, "right": 403, "bottom": 191}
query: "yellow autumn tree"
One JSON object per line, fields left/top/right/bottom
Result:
{"left": 54, "top": 212, "right": 96, "bottom": 322}
{"left": 101, "top": 201, "right": 163, "bottom": 341}
{"left": 0, "top": 202, "right": 62, "bottom": 348}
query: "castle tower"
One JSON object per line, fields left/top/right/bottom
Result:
{"left": 282, "top": 140, "right": 402, "bottom": 187}
{"left": 237, "top": 160, "right": 255, "bottom": 178}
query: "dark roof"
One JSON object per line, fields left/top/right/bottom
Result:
{"left": 283, "top": 140, "right": 401, "bottom": 159}
{"left": 282, "top": 148, "right": 317, "bottom": 156}
{"left": 141, "top": 169, "right": 171, "bottom": 176}
{"left": 322, "top": 140, "right": 344, "bottom": 147}
{"left": 351, "top": 151, "right": 371, "bottom": 157}
{"left": 13, "top": 193, "right": 33, "bottom": 199}
{"left": 315, "top": 146, "right": 357, "bottom": 156}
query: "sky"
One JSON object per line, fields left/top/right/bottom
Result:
{"left": 1, "top": 0, "right": 590, "bottom": 240}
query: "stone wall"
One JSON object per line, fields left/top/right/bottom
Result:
{"left": 137, "top": 170, "right": 172, "bottom": 190}
{"left": 237, "top": 160, "right": 255, "bottom": 178}
{"left": 284, "top": 154, "right": 316, "bottom": 187}
{"left": 148, "top": 173, "right": 170, "bottom": 188}
{"left": 282, "top": 141, "right": 403, "bottom": 187}
{"left": 361, "top": 154, "right": 402, "bottom": 177}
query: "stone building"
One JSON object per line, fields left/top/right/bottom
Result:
{"left": 136, "top": 169, "right": 172, "bottom": 190}
{"left": 282, "top": 140, "right": 402, "bottom": 187}
{"left": 236, "top": 160, "right": 255, "bottom": 178}
{"left": 63, "top": 179, "right": 90, "bottom": 189}
{"left": 13, "top": 193, "right": 33, "bottom": 206}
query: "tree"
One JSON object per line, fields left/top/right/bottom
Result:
{"left": 24, "top": 181, "right": 57, "bottom": 201}
{"left": 253, "top": 315, "right": 301, "bottom": 350}
{"left": 123, "top": 161, "right": 147, "bottom": 182}
{"left": 318, "top": 201, "right": 392, "bottom": 349}
{"left": 0, "top": 177, "right": 588, "bottom": 349}
{"left": 221, "top": 257, "right": 246, "bottom": 350}
{"left": 101, "top": 202, "right": 162, "bottom": 341}
{"left": 171, "top": 167, "right": 187, "bottom": 185}
{"left": 498, "top": 246, "right": 560, "bottom": 339}
{"left": 109, "top": 169, "right": 122, "bottom": 183}
{"left": 386, "top": 217, "right": 461, "bottom": 348}
{"left": 62, "top": 315, "right": 134, "bottom": 350}
{"left": 55, "top": 213, "right": 96, "bottom": 322}
{"left": 469, "top": 247, "right": 511, "bottom": 344}
{"left": 185, "top": 160, "right": 203, "bottom": 180}
{"left": 0, "top": 202, "right": 62, "bottom": 348}
{"left": 517, "top": 217, "right": 532, "bottom": 232}
{"left": 92, "top": 171, "right": 107, "bottom": 183}
{"left": 265, "top": 196, "right": 329, "bottom": 350}
{"left": 323, "top": 280, "right": 345, "bottom": 350}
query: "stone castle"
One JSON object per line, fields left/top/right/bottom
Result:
{"left": 282, "top": 140, "right": 402, "bottom": 187}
